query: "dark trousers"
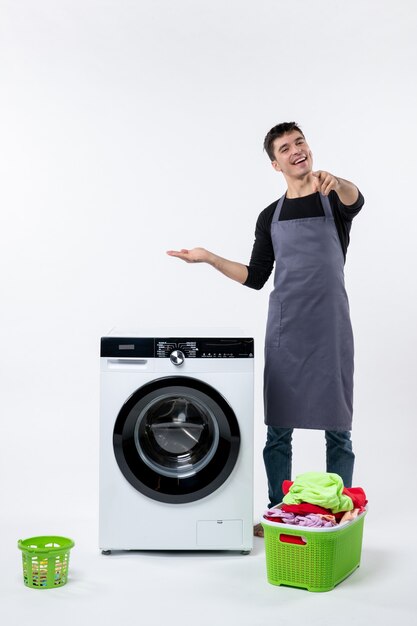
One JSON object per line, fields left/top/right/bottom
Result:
{"left": 263, "top": 426, "right": 355, "bottom": 508}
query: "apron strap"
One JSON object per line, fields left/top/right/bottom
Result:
{"left": 272, "top": 194, "right": 286, "bottom": 222}
{"left": 320, "top": 193, "right": 333, "bottom": 218}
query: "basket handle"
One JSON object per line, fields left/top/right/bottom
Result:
{"left": 279, "top": 534, "right": 307, "bottom": 545}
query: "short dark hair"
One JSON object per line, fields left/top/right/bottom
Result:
{"left": 263, "top": 122, "right": 304, "bottom": 161}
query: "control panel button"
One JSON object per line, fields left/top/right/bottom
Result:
{"left": 170, "top": 349, "right": 185, "bottom": 366}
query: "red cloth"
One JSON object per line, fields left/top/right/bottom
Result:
{"left": 343, "top": 487, "right": 368, "bottom": 508}
{"left": 281, "top": 503, "right": 335, "bottom": 515}
{"left": 282, "top": 480, "right": 293, "bottom": 495}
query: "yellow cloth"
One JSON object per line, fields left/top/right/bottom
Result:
{"left": 282, "top": 471, "right": 354, "bottom": 513}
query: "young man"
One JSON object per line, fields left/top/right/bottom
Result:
{"left": 167, "top": 122, "right": 364, "bottom": 536}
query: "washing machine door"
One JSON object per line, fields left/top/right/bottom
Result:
{"left": 113, "top": 377, "right": 240, "bottom": 503}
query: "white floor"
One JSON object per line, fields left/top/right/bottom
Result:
{"left": 2, "top": 512, "right": 416, "bottom": 625}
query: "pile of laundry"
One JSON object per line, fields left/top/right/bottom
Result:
{"left": 264, "top": 472, "right": 367, "bottom": 528}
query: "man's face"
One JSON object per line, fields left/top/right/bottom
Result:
{"left": 271, "top": 131, "right": 313, "bottom": 179}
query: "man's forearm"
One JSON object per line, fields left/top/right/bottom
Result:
{"left": 335, "top": 177, "right": 359, "bottom": 206}
{"left": 206, "top": 253, "right": 249, "bottom": 284}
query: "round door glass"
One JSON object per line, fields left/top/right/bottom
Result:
{"left": 134, "top": 394, "right": 219, "bottom": 478}
{"left": 113, "top": 376, "right": 240, "bottom": 504}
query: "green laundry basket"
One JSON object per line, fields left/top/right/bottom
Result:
{"left": 262, "top": 508, "right": 366, "bottom": 592}
{"left": 18, "top": 536, "right": 75, "bottom": 589}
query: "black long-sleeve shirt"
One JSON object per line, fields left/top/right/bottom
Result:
{"left": 244, "top": 190, "right": 364, "bottom": 290}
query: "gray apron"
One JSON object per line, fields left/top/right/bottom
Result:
{"left": 264, "top": 193, "right": 354, "bottom": 431}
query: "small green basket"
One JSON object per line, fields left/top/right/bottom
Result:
{"left": 262, "top": 509, "right": 366, "bottom": 592}
{"left": 18, "top": 536, "right": 75, "bottom": 589}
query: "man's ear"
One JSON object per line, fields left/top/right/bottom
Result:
{"left": 272, "top": 160, "right": 281, "bottom": 173}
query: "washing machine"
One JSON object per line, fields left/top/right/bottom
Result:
{"left": 99, "top": 331, "right": 254, "bottom": 553}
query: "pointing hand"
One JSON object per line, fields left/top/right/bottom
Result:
{"left": 312, "top": 170, "right": 340, "bottom": 196}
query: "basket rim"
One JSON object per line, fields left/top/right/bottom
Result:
{"left": 261, "top": 504, "right": 367, "bottom": 533}
{"left": 17, "top": 535, "right": 75, "bottom": 554}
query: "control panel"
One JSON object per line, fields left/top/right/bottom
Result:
{"left": 101, "top": 337, "right": 254, "bottom": 358}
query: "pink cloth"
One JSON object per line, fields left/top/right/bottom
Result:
{"left": 264, "top": 509, "right": 337, "bottom": 527}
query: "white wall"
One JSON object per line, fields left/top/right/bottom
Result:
{"left": 1, "top": 0, "right": 416, "bottom": 525}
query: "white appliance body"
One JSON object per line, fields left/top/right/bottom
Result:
{"left": 99, "top": 334, "right": 254, "bottom": 552}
